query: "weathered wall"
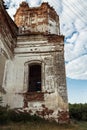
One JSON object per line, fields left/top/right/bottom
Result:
{"left": 14, "top": 2, "right": 59, "bottom": 35}
{"left": 0, "top": 1, "right": 69, "bottom": 123}
{"left": 0, "top": 54, "right": 6, "bottom": 88}
{"left": 0, "top": 0, "right": 18, "bottom": 59}
{"left": 2, "top": 34, "right": 69, "bottom": 123}
{"left": 0, "top": 0, "right": 17, "bottom": 95}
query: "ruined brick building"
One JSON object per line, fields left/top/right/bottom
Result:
{"left": 0, "top": 0, "right": 69, "bottom": 123}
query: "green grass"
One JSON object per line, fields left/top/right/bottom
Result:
{"left": 77, "top": 121, "right": 87, "bottom": 130}
{"left": 0, "top": 121, "right": 87, "bottom": 130}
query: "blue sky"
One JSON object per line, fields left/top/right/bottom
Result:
{"left": 4, "top": 0, "right": 87, "bottom": 103}
{"left": 67, "top": 78, "right": 87, "bottom": 103}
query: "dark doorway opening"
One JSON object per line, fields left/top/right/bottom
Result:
{"left": 28, "top": 64, "right": 41, "bottom": 92}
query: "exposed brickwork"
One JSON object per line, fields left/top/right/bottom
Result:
{"left": 0, "top": 1, "right": 69, "bottom": 123}
{"left": 36, "top": 106, "right": 54, "bottom": 119}
{"left": 47, "top": 34, "right": 64, "bottom": 43}
{"left": 14, "top": 2, "right": 59, "bottom": 35}
{"left": 58, "top": 111, "right": 70, "bottom": 123}
{"left": 24, "top": 92, "right": 44, "bottom": 102}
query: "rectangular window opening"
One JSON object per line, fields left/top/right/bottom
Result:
{"left": 28, "top": 64, "right": 41, "bottom": 92}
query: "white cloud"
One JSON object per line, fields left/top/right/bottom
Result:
{"left": 4, "top": 0, "right": 87, "bottom": 80}
{"left": 64, "top": 43, "right": 75, "bottom": 62}
{"left": 65, "top": 29, "right": 87, "bottom": 62}
{"left": 75, "top": 19, "right": 87, "bottom": 31}
{"left": 27, "top": 0, "right": 41, "bottom": 7}
{"left": 66, "top": 55, "right": 87, "bottom": 80}
{"left": 66, "top": 32, "right": 78, "bottom": 43}
{"left": 74, "top": 30, "right": 87, "bottom": 55}
{"left": 61, "top": 23, "right": 75, "bottom": 38}
{"left": 61, "top": 0, "right": 87, "bottom": 80}
{"left": 7, "top": 7, "right": 16, "bottom": 19}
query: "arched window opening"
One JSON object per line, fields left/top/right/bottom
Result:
{"left": 28, "top": 64, "right": 41, "bottom": 92}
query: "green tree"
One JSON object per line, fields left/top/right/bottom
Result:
{"left": 69, "top": 103, "right": 87, "bottom": 121}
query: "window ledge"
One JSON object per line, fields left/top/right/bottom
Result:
{"left": 24, "top": 92, "right": 44, "bottom": 101}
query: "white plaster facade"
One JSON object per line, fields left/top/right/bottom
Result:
{"left": 0, "top": 1, "right": 69, "bottom": 123}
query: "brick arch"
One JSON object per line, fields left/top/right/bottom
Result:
{"left": 24, "top": 60, "right": 42, "bottom": 66}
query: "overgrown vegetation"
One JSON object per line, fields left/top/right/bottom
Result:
{"left": 69, "top": 103, "right": 87, "bottom": 121}
{"left": 0, "top": 96, "right": 2, "bottom": 105}
{"left": 0, "top": 98, "right": 87, "bottom": 127}
{"left": 0, "top": 96, "right": 46, "bottom": 125}
{"left": 0, "top": 106, "right": 46, "bottom": 125}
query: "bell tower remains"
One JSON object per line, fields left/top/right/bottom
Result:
{"left": 0, "top": 1, "right": 69, "bottom": 123}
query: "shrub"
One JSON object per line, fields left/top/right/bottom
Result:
{"left": 0, "top": 97, "right": 2, "bottom": 106}
{"left": 0, "top": 96, "right": 9, "bottom": 125}
{"left": 8, "top": 110, "right": 33, "bottom": 122}
{"left": 8, "top": 109, "right": 45, "bottom": 123}
{"left": 69, "top": 103, "right": 87, "bottom": 121}
{"left": 0, "top": 106, "right": 9, "bottom": 125}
